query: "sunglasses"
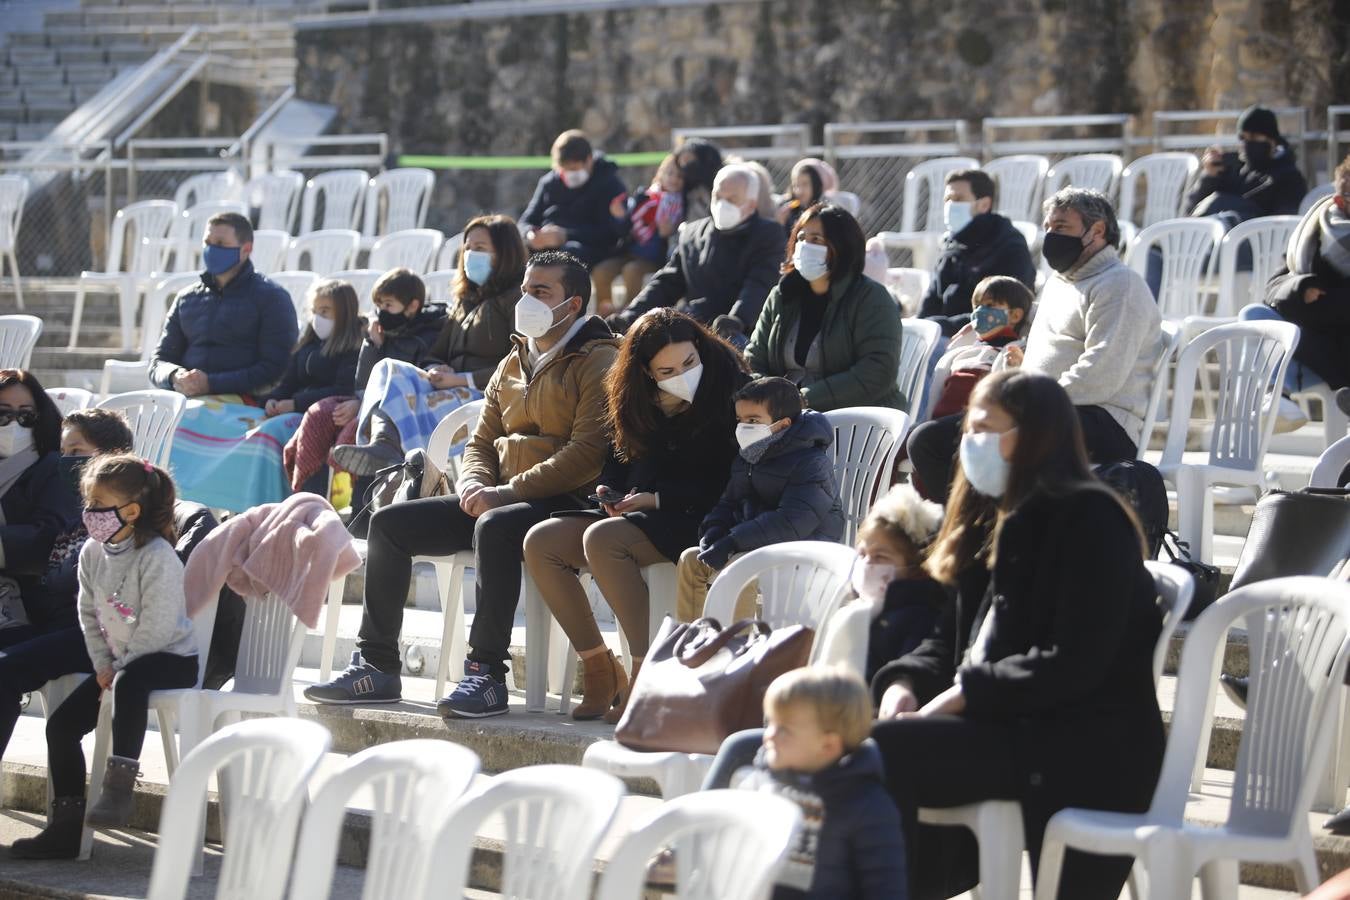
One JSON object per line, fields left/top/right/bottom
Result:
{"left": 0, "top": 409, "right": 38, "bottom": 427}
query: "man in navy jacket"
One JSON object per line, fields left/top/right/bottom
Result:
{"left": 520, "top": 129, "right": 628, "bottom": 267}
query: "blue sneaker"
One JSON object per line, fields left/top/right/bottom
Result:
{"left": 437, "top": 660, "right": 509, "bottom": 718}
{"left": 304, "top": 652, "right": 402, "bottom": 704}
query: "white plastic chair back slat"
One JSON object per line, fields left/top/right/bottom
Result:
{"left": 897, "top": 317, "right": 942, "bottom": 422}
{"left": 1311, "top": 434, "right": 1350, "bottom": 488}
{"left": 1136, "top": 319, "right": 1181, "bottom": 455}
{"left": 172, "top": 171, "right": 243, "bottom": 211}
{"left": 1119, "top": 152, "right": 1201, "bottom": 227}
{"left": 146, "top": 719, "right": 332, "bottom": 900}
{"left": 426, "top": 398, "right": 485, "bottom": 485}
{"left": 901, "top": 157, "right": 980, "bottom": 232}
{"left": 249, "top": 229, "right": 291, "bottom": 276}
{"left": 1124, "top": 218, "right": 1225, "bottom": 320}
{"left": 270, "top": 270, "right": 321, "bottom": 328}
{"left": 101, "top": 200, "right": 178, "bottom": 277}
{"left": 248, "top": 170, "right": 305, "bottom": 233}
{"left": 824, "top": 189, "right": 861, "bottom": 217}
{"left": 172, "top": 201, "right": 249, "bottom": 273}
{"left": 823, "top": 407, "right": 910, "bottom": 545}
{"left": 983, "top": 155, "right": 1050, "bottom": 223}
{"left": 362, "top": 168, "right": 435, "bottom": 239}
{"left": 1215, "top": 215, "right": 1300, "bottom": 318}
{"left": 287, "top": 229, "right": 360, "bottom": 275}
{"left": 234, "top": 592, "right": 306, "bottom": 696}
{"left": 882, "top": 266, "right": 931, "bottom": 317}
{"left": 422, "top": 269, "right": 456, "bottom": 303}
{"left": 329, "top": 268, "right": 382, "bottom": 307}
{"left": 1144, "top": 561, "right": 1193, "bottom": 685}
{"left": 436, "top": 233, "right": 464, "bottom": 272}
{"left": 288, "top": 740, "right": 481, "bottom": 900}
{"left": 0, "top": 174, "right": 29, "bottom": 251}
{"left": 0, "top": 314, "right": 41, "bottom": 369}
{"left": 1044, "top": 154, "right": 1124, "bottom": 203}
{"left": 301, "top": 169, "right": 369, "bottom": 234}
{"left": 368, "top": 228, "right": 444, "bottom": 273}
{"left": 46, "top": 387, "right": 94, "bottom": 417}
{"left": 95, "top": 389, "right": 186, "bottom": 468}
{"left": 596, "top": 791, "right": 803, "bottom": 900}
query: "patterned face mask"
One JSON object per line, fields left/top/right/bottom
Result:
{"left": 82, "top": 504, "right": 129, "bottom": 543}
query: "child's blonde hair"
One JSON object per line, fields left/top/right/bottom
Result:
{"left": 764, "top": 665, "right": 872, "bottom": 751}
{"left": 858, "top": 484, "right": 944, "bottom": 560}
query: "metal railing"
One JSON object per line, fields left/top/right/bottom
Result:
{"left": 823, "top": 120, "right": 969, "bottom": 235}
{"left": 1153, "top": 107, "right": 1313, "bottom": 182}
{"left": 264, "top": 133, "right": 389, "bottom": 175}
{"left": 1326, "top": 105, "right": 1350, "bottom": 180}
{"left": 981, "top": 114, "right": 1134, "bottom": 160}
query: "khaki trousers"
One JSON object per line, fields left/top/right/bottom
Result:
{"left": 675, "top": 546, "right": 758, "bottom": 623}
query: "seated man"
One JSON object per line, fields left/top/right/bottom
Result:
{"left": 305, "top": 250, "right": 619, "bottom": 717}
{"left": 611, "top": 164, "right": 784, "bottom": 341}
{"left": 520, "top": 129, "right": 629, "bottom": 267}
{"left": 919, "top": 169, "right": 1036, "bottom": 336}
{"left": 1188, "top": 105, "right": 1307, "bottom": 220}
{"left": 150, "top": 212, "right": 297, "bottom": 398}
{"left": 908, "top": 188, "right": 1162, "bottom": 503}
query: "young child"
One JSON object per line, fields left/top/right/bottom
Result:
{"left": 262, "top": 279, "right": 364, "bottom": 421}
{"left": 594, "top": 154, "right": 685, "bottom": 316}
{"left": 676, "top": 376, "right": 845, "bottom": 621}
{"left": 853, "top": 485, "right": 946, "bottom": 683}
{"left": 12, "top": 454, "right": 197, "bottom": 856}
{"left": 740, "top": 666, "right": 908, "bottom": 899}
{"left": 926, "top": 275, "right": 1035, "bottom": 420}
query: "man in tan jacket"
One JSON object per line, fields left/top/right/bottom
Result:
{"left": 305, "top": 250, "right": 619, "bottom": 716}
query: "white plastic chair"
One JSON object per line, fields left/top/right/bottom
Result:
{"left": 288, "top": 740, "right": 481, "bottom": 900}
{"left": 249, "top": 228, "right": 291, "bottom": 275}
{"left": 287, "top": 229, "right": 360, "bottom": 275}
{"left": 984, "top": 155, "right": 1050, "bottom": 224}
{"left": 172, "top": 171, "right": 244, "bottom": 211}
{"left": 0, "top": 175, "right": 29, "bottom": 309}
{"left": 882, "top": 266, "right": 932, "bottom": 318}
{"left": 300, "top": 169, "right": 368, "bottom": 234}
{"left": 581, "top": 541, "right": 858, "bottom": 798}
{"left": 0, "top": 314, "right": 41, "bottom": 369}
{"left": 1157, "top": 320, "right": 1299, "bottom": 563}
{"left": 248, "top": 170, "right": 305, "bottom": 232}
{"left": 361, "top": 168, "right": 435, "bottom": 248}
{"left": 436, "top": 232, "right": 463, "bottom": 271}
{"left": 98, "top": 269, "right": 194, "bottom": 395}
{"left": 1136, "top": 320, "right": 1182, "bottom": 455}
{"left": 875, "top": 156, "right": 980, "bottom": 270}
{"left": 1010, "top": 220, "right": 1039, "bottom": 252}
{"left": 1215, "top": 216, "right": 1299, "bottom": 319}
{"left": 430, "top": 765, "right": 625, "bottom": 900}
{"left": 95, "top": 389, "right": 186, "bottom": 468}
{"left": 368, "top": 228, "right": 444, "bottom": 273}
{"left": 824, "top": 189, "right": 861, "bottom": 217}
{"left": 422, "top": 269, "right": 456, "bottom": 302}
{"left": 168, "top": 201, "right": 250, "bottom": 274}
{"left": 69, "top": 199, "right": 178, "bottom": 350}
{"left": 1036, "top": 577, "right": 1350, "bottom": 899}
{"left": 145, "top": 718, "right": 332, "bottom": 900}
{"left": 329, "top": 268, "right": 382, "bottom": 307}
{"left": 47, "top": 387, "right": 93, "bottom": 416}
{"left": 596, "top": 790, "right": 802, "bottom": 900}
{"left": 1311, "top": 433, "right": 1350, "bottom": 488}
{"left": 823, "top": 407, "right": 910, "bottom": 545}
{"left": 897, "top": 317, "right": 942, "bottom": 423}
{"left": 270, "top": 270, "right": 321, "bottom": 328}
{"left": 1044, "top": 153, "right": 1124, "bottom": 204}
{"left": 1124, "top": 217, "right": 1226, "bottom": 321}
{"left": 1119, "top": 152, "right": 1201, "bottom": 228}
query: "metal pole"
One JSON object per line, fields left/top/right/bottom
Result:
{"left": 127, "top": 142, "right": 137, "bottom": 202}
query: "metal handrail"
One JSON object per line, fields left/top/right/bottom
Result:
{"left": 824, "top": 120, "right": 970, "bottom": 163}
{"left": 75, "top": 27, "right": 202, "bottom": 158}
{"left": 113, "top": 52, "right": 212, "bottom": 151}
{"left": 227, "top": 85, "right": 297, "bottom": 160}
{"left": 1328, "top": 105, "right": 1350, "bottom": 178}
{"left": 981, "top": 114, "right": 1134, "bottom": 162}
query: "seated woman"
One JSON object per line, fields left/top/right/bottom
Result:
{"left": 168, "top": 279, "right": 363, "bottom": 512}
{"left": 592, "top": 155, "right": 685, "bottom": 316}
{"left": 776, "top": 158, "right": 839, "bottom": 228}
{"left": 745, "top": 203, "right": 904, "bottom": 412}
{"left": 674, "top": 138, "right": 723, "bottom": 223}
{"left": 522, "top": 308, "right": 748, "bottom": 721}
{"left": 324, "top": 217, "right": 527, "bottom": 481}
{"left": 871, "top": 369, "right": 1163, "bottom": 900}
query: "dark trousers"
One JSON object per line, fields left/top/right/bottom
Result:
{"left": 909, "top": 405, "right": 1138, "bottom": 504}
{"left": 46, "top": 651, "right": 197, "bottom": 798}
{"left": 0, "top": 626, "right": 93, "bottom": 764}
{"left": 357, "top": 492, "right": 576, "bottom": 679}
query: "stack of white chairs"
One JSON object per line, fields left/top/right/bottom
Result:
{"left": 69, "top": 199, "right": 178, "bottom": 351}
{"left": 875, "top": 156, "right": 979, "bottom": 270}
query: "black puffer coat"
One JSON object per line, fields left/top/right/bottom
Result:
{"left": 353, "top": 303, "right": 449, "bottom": 392}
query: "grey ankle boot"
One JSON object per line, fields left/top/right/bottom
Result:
{"left": 10, "top": 797, "right": 85, "bottom": 859}
{"left": 332, "top": 412, "right": 404, "bottom": 477}
{"left": 85, "top": 756, "right": 140, "bottom": 829}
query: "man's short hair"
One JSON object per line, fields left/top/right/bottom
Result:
{"left": 63, "top": 408, "right": 134, "bottom": 454}
{"left": 552, "top": 130, "right": 593, "bottom": 164}
{"left": 733, "top": 376, "right": 802, "bottom": 423}
{"left": 764, "top": 665, "right": 873, "bottom": 751}
{"left": 1042, "top": 187, "right": 1121, "bottom": 248}
{"left": 712, "top": 164, "right": 760, "bottom": 202}
{"left": 946, "top": 169, "right": 995, "bottom": 202}
{"left": 207, "top": 211, "right": 253, "bottom": 246}
{"left": 372, "top": 267, "right": 427, "bottom": 308}
{"left": 526, "top": 249, "right": 592, "bottom": 307}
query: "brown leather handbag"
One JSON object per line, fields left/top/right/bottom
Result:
{"left": 614, "top": 615, "right": 814, "bottom": 755}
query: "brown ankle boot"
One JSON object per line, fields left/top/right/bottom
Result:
{"left": 604, "top": 658, "right": 641, "bottom": 725}
{"left": 572, "top": 651, "right": 627, "bottom": 721}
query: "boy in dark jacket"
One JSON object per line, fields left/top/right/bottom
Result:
{"left": 676, "top": 376, "right": 845, "bottom": 621}
{"left": 739, "top": 666, "right": 908, "bottom": 900}
{"left": 520, "top": 129, "right": 628, "bottom": 267}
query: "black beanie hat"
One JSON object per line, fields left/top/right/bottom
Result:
{"left": 1238, "top": 105, "right": 1281, "bottom": 141}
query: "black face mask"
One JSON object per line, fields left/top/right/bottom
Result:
{"left": 1242, "top": 140, "right": 1273, "bottom": 169}
{"left": 57, "top": 454, "right": 90, "bottom": 498}
{"left": 1042, "top": 229, "right": 1090, "bottom": 273}
{"left": 377, "top": 308, "right": 408, "bottom": 332}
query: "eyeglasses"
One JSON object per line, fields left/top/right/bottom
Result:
{"left": 0, "top": 409, "right": 38, "bottom": 427}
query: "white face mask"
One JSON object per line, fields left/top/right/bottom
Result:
{"left": 0, "top": 421, "right": 35, "bottom": 459}
{"left": 851, "top": 559, "right": 898, "bottom": 611}
{"left": 311, "top": 313, "right": 334, "bottom": 341}
{"left": 944, "top": 200, "right": 973, "bottom": 235}
{"left": 655, "top": 362, "right": 703, "bottom": 404}
{"left": 959, "top": 430, "right": 1011, "bottom": 498}
{"left": 515, "top": 294, "right": 572, "bottom": 340}
{"left": 793, "top": 241, "right": 830, "bottom": 281}
{"left": 712, "top": 198, "right": 748, "bottom": 231}
{"left": 735, "top": 422, "right": 774, "bottom": 450}
{"left": 560, "top": 168, "right": 590, "bottom": 189}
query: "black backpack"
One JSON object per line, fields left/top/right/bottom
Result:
{"left": 1093, "top": 459, "right": 1168, "bottom": 559}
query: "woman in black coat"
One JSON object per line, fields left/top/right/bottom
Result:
{"left": 870, "top": 369, "right": 1164, "bottom": 900}
{"left": 522, "top": 308, "right": 749, "bottom": 721}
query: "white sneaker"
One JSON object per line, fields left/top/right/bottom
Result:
{"left": 1264, "top": 393, "right": 1308, "bottom": 434}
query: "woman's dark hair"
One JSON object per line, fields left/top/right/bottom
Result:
{"left": 926, "top": 369, "right": 1144, "bottom": 584}
{"left": 453, "top": 214, "right": 527, "bottom": 308}
{"left": 783, "top": 203, "right": 867, "bottom": 283}
{"left": 299, "top": 279, "right": 364, "bottom": 357}
{"left": 604, "top": 308, "right": 749, "bottom": 461}
{"left": 62, "top": 408, "right": 134, "bottom": 454}
{"left": 972, "top": 276, "right": 1036, "bottom": 337}
{"left": 0, "top": 369, "right": 61, "bottom": 456}
{"left": 80, "top": 453, "right": 178, "bottom": 548}
{"left": 733, "top": 376, "right": 803, "bottom": 423}
{"left": 676, "top": 138, "right": 723, "bottom": 192}
{"left": 797, "top": 165, "right": 823, "bottom": 206}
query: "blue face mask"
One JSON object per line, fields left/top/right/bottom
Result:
{"left": 202, "top": 244, "right": 242, "bottom": 276}
{"left": 463, "top": 249, "right": 493, "bottom": 286}
{"left": 972, "top": 305, "right": 1011, "bottom": 336}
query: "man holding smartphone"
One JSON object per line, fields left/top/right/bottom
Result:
{"left": 1187, "top": 105, "right": 1307, "bottom": 220}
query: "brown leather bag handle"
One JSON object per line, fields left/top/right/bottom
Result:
{"left": 677, "top": 619, "right": 770, "bottom": 667}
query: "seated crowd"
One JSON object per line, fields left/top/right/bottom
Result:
{"left": 2, "top": 119, "right": 1348, "bottom": 900}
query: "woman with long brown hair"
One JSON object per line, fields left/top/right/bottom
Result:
{"left": 870, "top": 369, "right": 1164, "bottom": 900}
{"left": 522, "top": 308, "right": 749, "bottom": 720}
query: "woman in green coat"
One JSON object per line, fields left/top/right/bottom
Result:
{"left": 745, "top": 203, "right": 905, "bottom": 412}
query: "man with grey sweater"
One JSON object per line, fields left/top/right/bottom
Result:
{"left": 909, "top": 188, "right": 1163, "bottom": 503}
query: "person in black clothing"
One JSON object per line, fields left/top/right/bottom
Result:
{"left": 919, "top": 169, "right": 1037, "bottom": 337}
{"left": 261, "top": 279, "right": 363, "bottom": 423}
{"left": 522, "top": 308, "right": 749, "bottom": 721}
{"left": 1189, "top": 105, "right": 1308, "bottom": 221}
{"left": 520, "top": 129, "right": 629, "bottom": 267}
{"left": 871, "top": 370, "right": 1162, "bottom": 900}
{"left": 674, "top": 137, "right": 724, "bottom": 223}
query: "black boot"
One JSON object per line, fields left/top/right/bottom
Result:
{"left": 332, "top": 412, "right": 403, "bottom": 477}
{"left": 10, "top": 797, "right": 84, "bottom": 859}
{"left": 85, "top": 755, "right": 140, "bottom": 829}
{"left": 1326, "top": 805, "right": 1350, "bottom": 834}
{"left": 1219, "top": 673, "right": 1248, "bottom": 709}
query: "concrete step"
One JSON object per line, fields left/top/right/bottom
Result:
{"left": 29, "top": 348, "right": 139, "bottom": 372}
